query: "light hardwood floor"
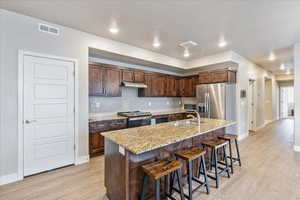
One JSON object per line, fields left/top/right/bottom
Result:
{"left": 1, "top": 118, "right": 299, "bottom": 200}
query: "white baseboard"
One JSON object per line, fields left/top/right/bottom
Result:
{"left": 238, "top": 132, "right": 249, "bottom": 141}
{"left": 294, "top": 145, "right": 300, "bottom": 152}
{"left": 255, "top": 123, "right": 266, "bottom": 132}
{"left": 75, "top": 155, "right": 90, "bottom": 165}
{"left": 0, "top": 173, "right": 19, "bottom": 185}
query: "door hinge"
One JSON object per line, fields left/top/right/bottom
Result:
{"left": 74, "top": 145, "right": 76, "bottom": 150}
{"left": 73, "top": 107, "right": 75, "bottom": 113}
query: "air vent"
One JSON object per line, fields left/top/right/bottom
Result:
{"left": 38, "top": 23, "right": 60, "bottom": 36}
{"left": 179, "top": 41, "right": 198, "bottom": 49}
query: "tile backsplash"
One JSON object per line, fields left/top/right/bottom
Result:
{"left": 89, "top": 87, "right": 188, "bottom": 114}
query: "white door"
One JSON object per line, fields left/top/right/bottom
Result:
{"left": 23, "top": 55, "right": 75, "bottom": 176}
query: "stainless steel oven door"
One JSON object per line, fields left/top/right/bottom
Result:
{"left": 127, "top": 117, "right": 151, "bottom": 128}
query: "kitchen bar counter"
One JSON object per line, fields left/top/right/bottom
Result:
{"left": 102, "top": 118, "right": 235, "bottom": 154}
{"left": 103, "top": 118, "right": 236, "bottom": 200}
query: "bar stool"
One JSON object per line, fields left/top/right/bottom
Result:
{"left": 201, "top": 139, "right": 230, "bottom": 188}
{"left": 140, "top": 157, "right": 184, "bottom": 200}
{"left": 218, "top": 134, "right": 242, "bottom": 174}
{"left": 173, "top": 146, "right": 210, "bottom": 200}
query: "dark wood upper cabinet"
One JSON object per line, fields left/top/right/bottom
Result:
{"left": 199, "top": 69, "right": 236, "bottom": 84}
{"left": 134, "top": 71, "right": 145, "bottom": 83}
{"left": 105, "top": 68, "right": 122, "bottom": 97}
{"left": 89, "top": 63, "right": 121, "bottom": 97}
{"left": 165, "top": 76, "right": 178, "bottom": 97}
{"left": 151, "top": 74, "right": 166, "bottom": 96}
{"left": 138, "top": 73, "right": 152, "bottom": 97}
{"left": 122, "top": 69, "right": 134, "bottom": 82}
{"left": 89, "top": 65, "right": 106, "bottom": 96}
{"left": 177, "top": 76, "right": 198, "bottom": 97}
{"left": 199, "top": 71, "right": 211, "bottom": 84}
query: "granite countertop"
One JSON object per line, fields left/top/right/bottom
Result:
{"left": 102, "top": 118, "right": 236, "bottom": 154}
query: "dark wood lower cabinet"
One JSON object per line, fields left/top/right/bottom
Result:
{"left": 89, "top": 119, "right": 127, "bottom": 157}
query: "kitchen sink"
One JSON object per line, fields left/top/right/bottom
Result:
{"left": 173, "top": 120, "right": 204, "bottom": 127}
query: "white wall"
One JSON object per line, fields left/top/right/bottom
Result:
{"left": 0, "top": 9, "right": 187, "bottom": 180}
{"left": 231, "top": 52, "right": 278, "bottom": 137}
{"left": 294, "top": 43, "right": 300, "bottom": 149}
{"left": 0, "top": 9, "right": 5, "bottom": 182}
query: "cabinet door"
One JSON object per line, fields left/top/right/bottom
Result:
{"left": 178, "top": 78, "right": 185, "bottom": 97}
{"left": 184, "top": 78, "right": 194, "bottom": 97}
{"left": 227, "top": 71, "right": 236, "bottom": 83}
{"left": 198, "top": 72, "right": 210, "bottom": 84}
{"left": 134, "top": 71, "right": 145, "bottom": 83}
{"left": 89, "top": 133, "right": 104, "bottom": 156}
{"left": 152, "top": 75, "right": 166, "bottom": 96}
{"left": 138, "top": 73, "right": 152, "bottom": 97}
{"left": 89, "top": 65, "right": 105, "bottom": 96}
{"left": 210, "top": 70, "right": 228, "bottom": 83}
{"left": 166, "top": 76, "right": 177, "bottom": 97}
{"left": 105, "top": 68, "right": 122, "bottom": 97}
{"left": 122, "top": 69, "right": 134, "bottom": 82}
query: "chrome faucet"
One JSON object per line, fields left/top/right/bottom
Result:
{"left": 186, "top": 111, "right": 201, "bottom": 127}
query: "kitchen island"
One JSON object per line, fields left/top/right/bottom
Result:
{"left": 102, "top": 118, "right": 235, "bottom": 200}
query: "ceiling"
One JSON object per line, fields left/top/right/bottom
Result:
{"left": 1, "top": 0, "right": 299, "bottom": 74}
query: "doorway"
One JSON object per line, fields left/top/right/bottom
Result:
{"left": 248, "top": 79, "right": 255, "bottom": 131}
{"left": 264, "top": 78, "right": 273, "bottom": 123}
{"left": 280, "top": 86, "right": 294, "bottom": 119}
{"left": 19, "top": 51, "right": 78, "bottom": 177}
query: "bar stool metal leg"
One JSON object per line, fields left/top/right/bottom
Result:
{"left": 201, "top": 155, "right": 210, "bottom": 194}
{"left": 155, "top": 179, "right": 160, "bottom": 200}
{"left": 175, "top": 168, "right": 185, "bottom": 200}
{"left": 228, "top": 140, "right": 234, "bottom": 174}
{"left": 213, "top": 148, "right": 219, "bottom": 188}
{"left": 223, "top": 145, "right": 230, "bottom": 178}
{"left": 140, "top": 174, "right": 148, "bottom": 200}
{"left": 235, "top": 138, "right": 242, "bottom": 167}
{"left": 187, "top": 160, "right": 193, "bottom": 200}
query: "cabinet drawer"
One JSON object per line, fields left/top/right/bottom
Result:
{"left": 89, "top": 119, "right": 127, "bottom": 133}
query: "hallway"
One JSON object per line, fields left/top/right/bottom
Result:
{"left": 0, "top": 119, "right": 299, "bottom": 200}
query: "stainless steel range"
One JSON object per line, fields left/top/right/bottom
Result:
{"left": 118, "top": 111, "right": 152, "bottom": 128}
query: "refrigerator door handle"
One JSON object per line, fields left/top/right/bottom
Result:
{"left": 205, "top": 93, "right": 208, "bottom": 117}
{"left": 208, "top": 93, "right": 211, "bottom": 118}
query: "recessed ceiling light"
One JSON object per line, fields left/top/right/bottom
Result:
{"left": 280, "top": 63, "right": 285, "bottom": 70}
{"left": 153, "top": 41, "right": 160, "bottom": 48}
{"left": 268, "top": 52, "right": 276, "bottom": 61}
{"left": 109, "top": 27, "right": 119, "bottom": 34}
{"left": 218, "top": 40, "right": 227, "bottom": 47}
{"left": 183, "top": 49, "right": 190, "bottom": 58}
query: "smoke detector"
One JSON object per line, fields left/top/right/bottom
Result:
{"left": 179, "top": 41, "right": 198, "bottom": 49}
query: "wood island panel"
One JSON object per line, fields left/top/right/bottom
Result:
{"left": 104, "top": 127, "right": 226, "bottom": 200}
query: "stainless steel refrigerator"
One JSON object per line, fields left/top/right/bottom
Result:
{"left": 196, "top": 83, "right": 237, "bottom": 132}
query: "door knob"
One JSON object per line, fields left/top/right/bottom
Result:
{"left": 25, "top": 120, "right": 37, "bottom": 124}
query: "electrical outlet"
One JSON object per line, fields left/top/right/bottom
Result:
{"left": 148, "top": 102, "right": 152, "bottom": 106}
